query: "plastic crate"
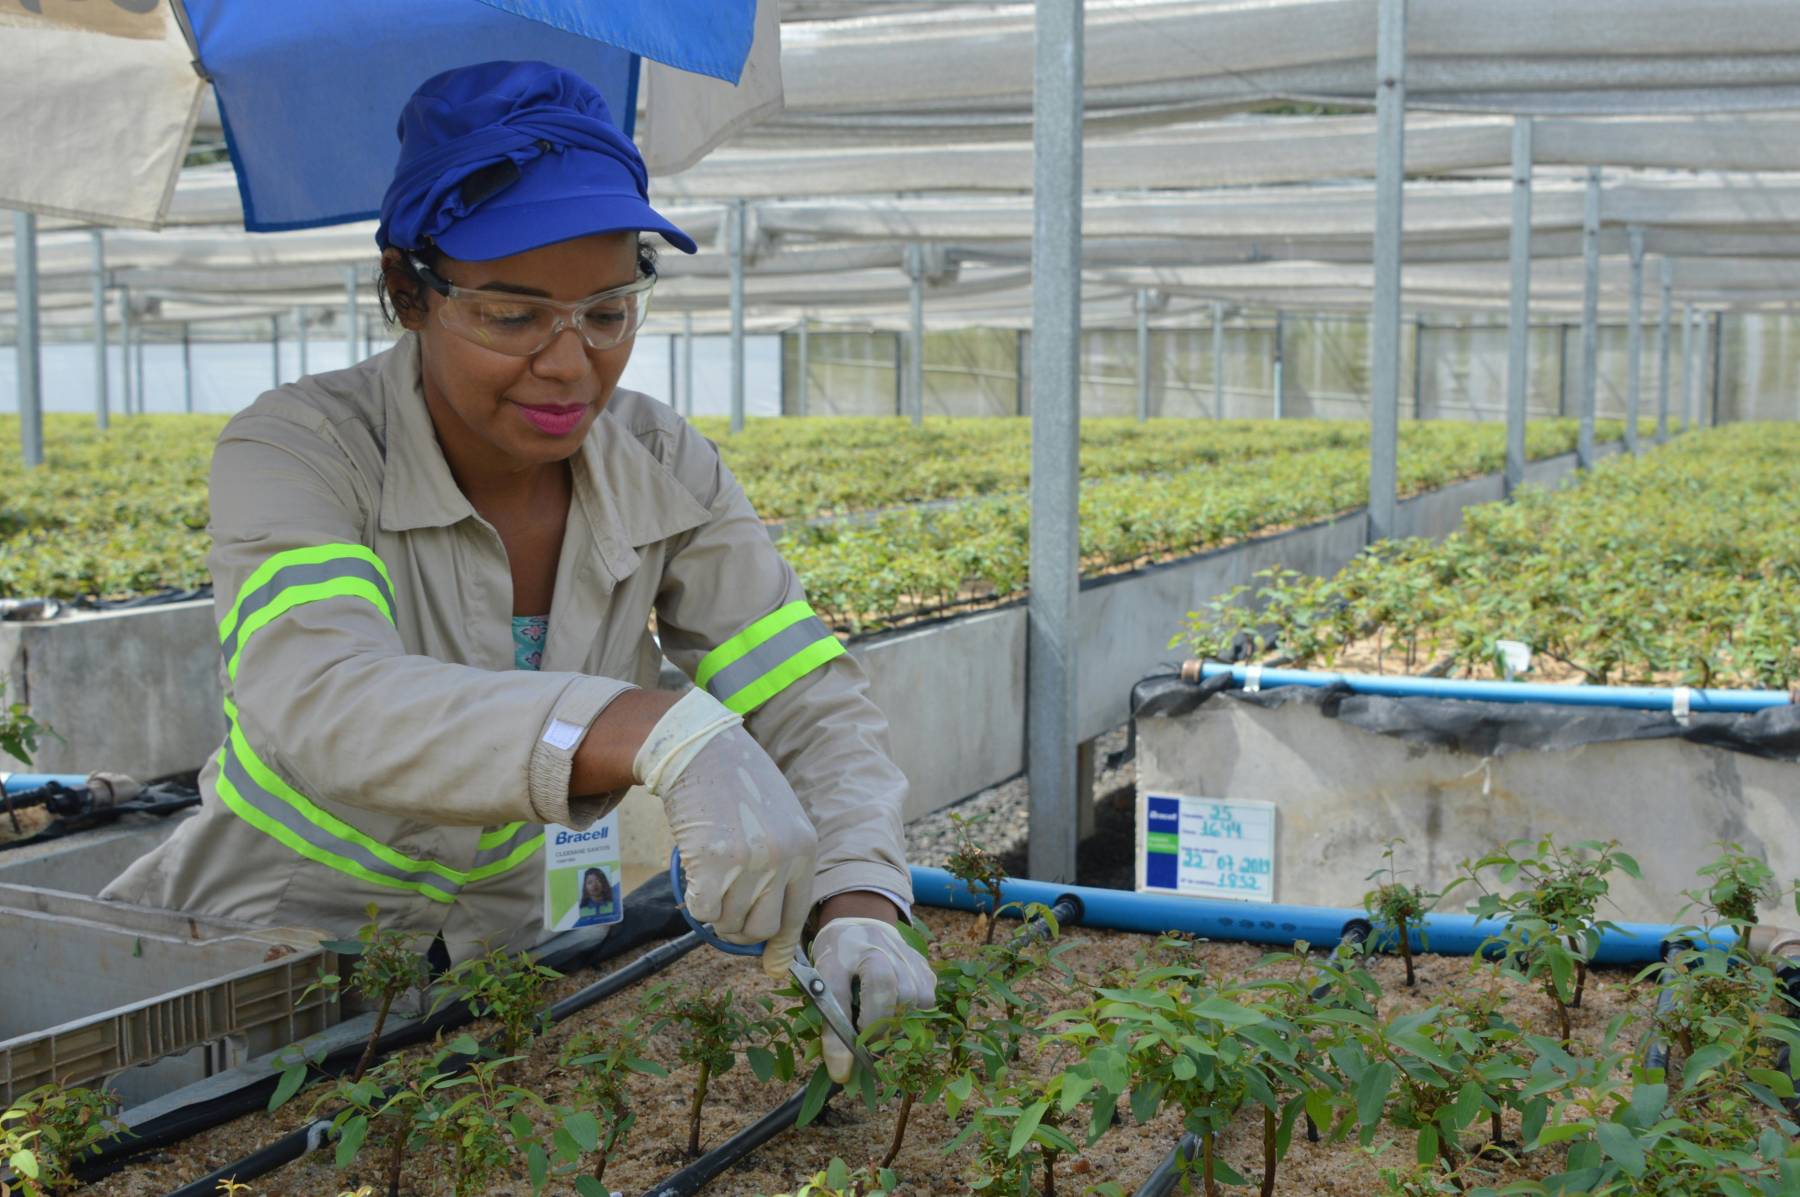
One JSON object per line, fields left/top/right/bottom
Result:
{"left": 0, "top": 883, "right": 340, "bottom": 1104}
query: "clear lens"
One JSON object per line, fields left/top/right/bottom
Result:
{"left": 436, "top": 279, "right": 653, "bottom": 357}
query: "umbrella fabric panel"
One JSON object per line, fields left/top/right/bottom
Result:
{"left": 183, "top": 0, "right": 640, "bottom": 232}
{"left": 474, "top": 0, "right": 756, "bottom": 85}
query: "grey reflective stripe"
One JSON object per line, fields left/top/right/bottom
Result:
{"left": 217, "top": 740, "right": 462, "bottom": 898}
{"left": 703, "top": 615, "right": 836, "bottom": 705}
{"left": 472, "top": 822, "right": 543, "bottom": 870}
{"left": 220, "top": 557, "right": 397, "bottom": 667}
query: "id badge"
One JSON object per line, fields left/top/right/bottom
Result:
{"left": 543, "top": 811, "right": 624, "bottom": 931}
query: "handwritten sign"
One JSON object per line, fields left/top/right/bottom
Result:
{"left": 1137, "top": 792, "right": 1277, "bottom": 903}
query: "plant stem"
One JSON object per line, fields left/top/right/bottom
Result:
{"left": 385, "top": 1130, "right": 406, "bottom": 1197}
{"left": 1491, "top": 1109, "right": 1504, "bottom": 1146}
{"left": 353, "top": 990, "right": 396, "bottom": 1084}
{"left": 594, "top": 1146, "right": 609, "bottom": 1187}
{"left": 1042, "top": 1149, "right": 1058, "bottom": 1197}
{"left": 1547, "top": 982, "right": 1571, "bottom": 1046}
{"left": 880, "top": 1092, "right": 915, "bottom": 1169}
{"left": 1260, "top": 1107, "right": 1277, "bottom": 1197}
{"left": 687, "top": 1061, "right": 711, "bottom": 1158}
{"left": 1203, "top": 1131, "right": 1218, "bottom": 1197}
{"left": 1572, "top": 959, "right": 1588, "bottom": 1010}
{"left": 1398, "top": 913, "right": 1415, "bottom": 987}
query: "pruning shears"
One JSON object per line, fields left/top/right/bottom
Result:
{"left": 669, "top": 847, "right": 879, "bottom": 1078}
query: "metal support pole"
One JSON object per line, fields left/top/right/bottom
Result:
{"left": 1211, "top": 301, "right": 1225, "bottom": 418}
{"left": 296, "top": 305, "right": 309, "bottom": 376}
{"left": 1656, "top": 260, "right": 1672, "bottom": 443}
{"left": 91, "top": 231, "right": 109, "bottom": 430}
{"left": 1710, "top": 311, "right": 1724, "bottom": 427}
{"left": 183, "top": 323, "right": 194, "bottom": 413}
{"left": 118, "top": 288, "right": 134, "bottom": 417}
{"left": 12, "top": 211, "right": 43, "bottom": 466}
{"left": 1577, "top": 167, "right": 1601, "bottom": 470}
{"left": 1681, "top": 303, "right": 1696, "bottom": 432}
{"left": 1272, "top": 311, "right": 1285, "bottom": 420}
{"left": 796, "top": 314, "right": 809, "bottom": 418}
{"left": 343, "top": 265, "right": 359, "bottom": 369}
{"left": 1625, "top": 228, "right": 1645, "bottom": 454}
{"left": 133, "top": 323, "right": 145, "bottom": 414}
{"left": 1366, "top": 0, "right": 1406, "bottom": 544}
{"left": 1502, "top": 124, "right": 1532, "bottom": 491}
{"left": 682, "top": 310, "right": 695, "bottom": 418}
{"left": 1411, "top": 316, "right": 1424, "bottom": 418}
{"left": 906, "top": 244, "right": 925, "bottom": 425}
{"left": 729, "top": 199, "right": 747, "bottom": 434}
{"left": 1135, "top": 288, "right": 1152, "bottom": 422}
{"left": 1026, "top": 0, "right": 1082, "bottom": 884}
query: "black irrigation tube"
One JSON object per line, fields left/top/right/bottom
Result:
{"left": 1132, "top": 1133, "right": 1201, "bottom": 1197}
{"left": 155, "top": 930, "right": 704, "bottom": 1197}
{"left": 629, "top": 893, "right": 1091, "bottom": 1197}
{"left": 73, "top": 878, "right": 692, "bottom": 1188}
{"left": 0, "top": 786, "right": 201, "bottom": 853}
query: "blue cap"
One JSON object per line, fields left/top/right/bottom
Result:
{"left": 376, "top": 60, "right": 696, "bottom": 261}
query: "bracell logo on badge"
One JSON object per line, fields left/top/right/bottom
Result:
{"left": 544, "top": 811, "right": 623, "bottom": 932}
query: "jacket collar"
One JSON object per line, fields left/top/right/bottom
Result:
{"left": 378, "top": 335, "right": 709, "bottom": 584}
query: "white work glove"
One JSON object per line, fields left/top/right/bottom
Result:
{"left": 634, "top": 688, "right": 818, "bottom": 980}
{"left": 810, "top": 916, "right": 937, "bottom": 1083}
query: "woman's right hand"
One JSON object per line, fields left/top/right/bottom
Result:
{"left": 633, "top": 690, "right": 819, "bottom": 978}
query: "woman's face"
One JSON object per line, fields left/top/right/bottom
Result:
{"left": 583, "top": 872, "right": 605, "bottom": 900}
{"left": 396, "top": 231, "right": 640, "bottom": 472}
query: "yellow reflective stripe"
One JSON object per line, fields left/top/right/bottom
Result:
{"left": 465, "top": 834, "right": 545, "bottom": 883}
{"left": 478, "top": 822, "right": 528, "bottom": 851}
{"left": 220, "top": 544, "right": 393, "bottom": 646}
{"left": 223, "top": 700, "right": 467, "bottom": 886}
{"left": 720, "top": 636, "right": 846, "bottom": 716}
{"left": 694, "top": 601, "right": 815, "bottom": 690}
{"left": 226, "top": 577, "right": 395, "bottom": 681}
{"left": 214, "top": 752, "right": 457, "bottom": 904}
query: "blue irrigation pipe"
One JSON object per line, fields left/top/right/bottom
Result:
{"left": 910, "top": 867, "right": 1728, "bottom": 967}
{"left": 1195, "top": 662, "right": 1790, "bottom": 714}
{"left": 1, "top": 773, "right": 88, "bottom": 795}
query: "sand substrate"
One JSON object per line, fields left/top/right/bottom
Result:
{"left": 80, "top": 910, "right": 1655, "bottom": 1197}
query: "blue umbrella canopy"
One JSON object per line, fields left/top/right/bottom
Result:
{"left": 177, "top": 0, "right": 756, "bottom": 232}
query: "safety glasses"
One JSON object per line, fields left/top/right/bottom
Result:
{"left": 409, "top": 254, "right": 656, "bottom": 357}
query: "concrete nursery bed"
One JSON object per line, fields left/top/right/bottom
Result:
{"left": 2, "top": 448, "right": 1613, "bottom": 832}
{"left": 1135, "top": 683, "right": 1800, "bottom": 923}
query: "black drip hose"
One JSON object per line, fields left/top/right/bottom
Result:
{"left": 640, "top": 1083, "right": 842, "bottom": 1197}
{"left": 1642, "top": 977, "right": 1679, "bottom": 1075}
{"left": 1133, "top": 1133, "right": 1201, "bottom": 1197}
{"left": 157, "top": 931, "right": 705, "bottom": 1197}
{"left": 630, "top": 893, "right": 1089, "bottom": 1197}
{"left": 1310, "top": 921, "right": 1373, "bottom": 1002}
{"left": 75, "top": 877, "right": 690, "bottom": 1188}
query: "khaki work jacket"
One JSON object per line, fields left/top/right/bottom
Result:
{"left": 102, "top": 335, "right": 912, "bottom": 960}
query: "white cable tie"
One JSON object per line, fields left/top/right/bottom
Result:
{"left": 1672, "top": 686, "right": 1693, "bottom": 725}
{"left": 1244, "top": 665, "right": 1264, "bottom": 694}
{"left": 305, "top": 1119, "right": 332, "bottom": 1153}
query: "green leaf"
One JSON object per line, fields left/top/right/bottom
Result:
{"left": 446, "top": 1033, "right": 483, "bottom": 1057}
{"left": 1192, "top": 996, "right": 1267, "bottom": 1027}
{"left": 1130, "top": 1080, "right": 1165, "bottom": 1126}
{"left": 1009, "top": 1101, "right": 1051, "bottom": 1158}
{"left": 565, "top": 1110, "right": 600, "bottom": 1153}
{"left": 797, "top": 1063, "right": 834, "bottom": 1129}
{"left": 575, "top": 1178, "right": 610, "bottom": 1197}
{"left": 9, "top": 1148, "right": 39, "bottom": 1180}
{"left": 1356, "top": 1062, "right": 1394, "bottom": 1128}
{"left": 335, "top": 1113, "right": 368, "bottom": 1168}
{"left": 1595, "top": 1120, "right": 1645, "bottom": 1178}
{"left": 1416, "top": 1124, "right": 1439, "bottom": 1167}
{"left": 1623, "top": 1082, "right": 1669, "bottom": 1129}
{"left": 268, "top": 1062, "right": 308, "bottom": 1112}
{"left": 1682, "top": 1044, "right": 1734, "bottom": 1089}
{"left": 527, "top": 1142, "right": 549, "bottom": 1194}
{"left": 1451, "top": 1080, "right": 1484, "bottom": 1130}
{"left": 747, "top": 1046, "right": 776, "bottom": 1083}
{"left": 827, "top": 1157, "right": 851, "bottom": 1188}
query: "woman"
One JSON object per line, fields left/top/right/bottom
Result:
{"left": 575, "top": 868, "right": 614, "bottom": 926}
{"left": 103, "top": 60, "right": 933, "bottom": 1082}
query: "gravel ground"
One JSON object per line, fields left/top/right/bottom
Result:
{"left": 904, "top": 722, "right": 1138, "bottom": 889}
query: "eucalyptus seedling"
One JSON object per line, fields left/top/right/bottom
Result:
{"left": 945, "top": 812, "right": 1009, "bottom": 944}
{"left": 1363, "top": 839, "right": 1445, "bottom": 988}
{"left": 435, "top": 946, "right": 561, "bottom": 1059}
{"left": 657, "top": 984, "right": 762, "bottom": 1157}
{"left": 0, "top": 1084, "right": 117, "bottom": 1196}
{"left": 313, "top": 1043, "right": 462, "bottom": 1197}
{"left": 319, "top": 904, "right": 431, "bottom": 1083}
{"left": 557, "top": 1020, "right": 668, "bottom": 1193}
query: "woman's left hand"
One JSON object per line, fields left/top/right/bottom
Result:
{"left": 809, "top": 911, "right": 936, "bottom": 1084}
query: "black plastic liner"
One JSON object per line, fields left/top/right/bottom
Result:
{"left": 1131, "top": 672, "right": 1800, "bottom": 764}
{"left": 0, "top": 783, "right": 202, "bottom": 853}
{"left": 76, "top": 871, "right": 692, "bottom": 1185}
